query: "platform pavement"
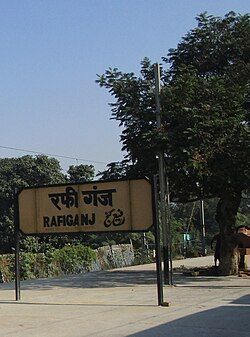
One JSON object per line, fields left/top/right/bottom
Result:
{"left": 0, "top": 255, "right": 249, "bottom": 337}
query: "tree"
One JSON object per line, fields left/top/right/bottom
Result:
{"left": 97, "top": 12, "right": 249, "bottom": 275}
{"left": 67, "top": 164, "right": 95, "bottom": 183}
{"left": 0, "top": 155, "right": 66, "bottom": 252}
{"left": 97, "top": 161, "right": 139, "bottom": 180}
{"left": 0, "top": 158, "right": 99, "bottom": 253}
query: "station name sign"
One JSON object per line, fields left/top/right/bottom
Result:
{"left": 18, "top": 178, "right": 153, "bottom": 234}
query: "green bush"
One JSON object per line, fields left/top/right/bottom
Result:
{"left": 134, "top": 248, "right": 154, "bottom": 265}
{"left": 0, "top": 244, "right": 96, "bottom": 282}
{"left": 0, "top": 255, "right": 14, "bottom": 282}
{"left": 51, "top": 244, "right": 96, "bottom": 275}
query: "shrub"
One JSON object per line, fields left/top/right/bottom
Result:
{"left": 0, "top": 255, "right": 14, "bottom": 282}
{"left": 51, "top": 244, "right": 96, "bottom": 275}
{"left": 0, "top": 244, "right": 96, "bottom": 282}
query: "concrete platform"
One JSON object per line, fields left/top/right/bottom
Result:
{"left": 0, "top": 256, "right": 249, "bottom": 336}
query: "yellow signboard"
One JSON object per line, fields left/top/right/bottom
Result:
{"left": 18, "top": 178, "right": 153, "bottom": 234}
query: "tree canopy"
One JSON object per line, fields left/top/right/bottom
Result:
{"left": 67, "top": 164, "right": 95, "bottom": 183}
{"left": 0, "top": 156, "right": 95, "bottom": 253}
{"left": 97, "top": 12, "right": 250, "bottom": 274}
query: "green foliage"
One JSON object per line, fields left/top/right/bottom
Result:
{"left": 133, "top": 248, "right": 154, "bottom": 265}
{"left": 67, "top": 164, "right": 95, "bottom": 183}
{"left": 236, "top": 212, "right": 249, "bottom": 228}
{"left": 97, "top": 12, "right": 249, "bottom": 202}
{"left": 52, "top": 244, "right": 95, "bottom": 274}
{"left": 0, "top": 156, "right": 96, "bottom": 253}
{"left": 97, "top": 162, "right": 128, "bottom": 180}
{"left": 236, "top": 193, "right": 250, "bottom": 227}
{"left": 97, "top": 61, "right": 158, "bottom": 178}
{"left": 165, "top": 12, "right": 250, "bottom": 199}
{"left": 166, "top": 12, "right": 249, "bottom": 80}
{"left": 0, "top": 244, "right": 96, "bottom": 282}
{"left": 97, "top": 12, "right": 249, "bottom": 274}
{"left": 0, "top": 255, "right": 14, "bottom": 282}
{"left": 0, "top": 155, "right": 66, "bottom": 252}
{"left": 20, "top": 252, "right": 43, "bottom": 279}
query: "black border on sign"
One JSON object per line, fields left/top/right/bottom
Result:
{"left": 17, "top": 176, "right": 154, "bottom": 236}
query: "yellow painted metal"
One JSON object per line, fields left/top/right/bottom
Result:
{"left": 18, "top": 179, "right": 153, "bottom": 234}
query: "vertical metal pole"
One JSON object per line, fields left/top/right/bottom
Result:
{"left": 142, "top": 232, "right": 148, "bottom": 262}
{"left": 153, "top": 175, "right": 164, "bottom": 306}
{"left": 14, "top": 189, "right": 21, "bottom": 301}
{"left": 154, "top": 63, "right": 169, "bottom": 285}
{"left": 166, "top": 176, "right": 173, "bottom": 285}
{"left": 200, "top": 198, "right": 206, "bottom": 256}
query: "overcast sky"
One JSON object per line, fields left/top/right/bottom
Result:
{"left": 0, "top": 0, "right": 249, "bottom": 174}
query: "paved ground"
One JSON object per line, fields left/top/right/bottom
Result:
{"left": 0, "top": 256, "right": 249, "bottom": 337}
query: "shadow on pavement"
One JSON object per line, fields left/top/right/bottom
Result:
{"left": 127, "top": 304, "right": 250, "bottom": 337}
{"left": 0, "top": 267, "right": 248, "bottom": 291}
{"left": 0, "top": 300, "right": 154, "bottom": 307}
{"left": 231, "top": 294, "right": 250, "bottom": 305}
{"left": 173, "top": 272, "right": 250, "bottom": 288}
{"left": 0, "top": 272, "right": 230, "bottom": 291}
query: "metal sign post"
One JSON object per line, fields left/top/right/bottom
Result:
{"left": 166, "top": 176, "right": 173, "bottom": 285}
{"left": 15, "top": 177, "right": 168, "bottom": 306}
{"left": 200, "top": 198, "right": 206, "bottom": 256}
{"left": 154, "top": 63, "right": 171, "bottom": 285}
{"left": 153, "top": 176, "right": 164, "bottom": 306}
{"left": 14, "top": 189, "right": 21, "bottom": 301}
{"left": 15, "top": 178, "right": 155, "bottom": 301}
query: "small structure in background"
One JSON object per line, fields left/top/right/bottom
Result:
{"left": 183, "top": 232, "right": 192, "bottom": 257}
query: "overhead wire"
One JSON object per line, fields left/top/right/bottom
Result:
{"left": 0, "top": 145, "right": 108, "bottom": 165}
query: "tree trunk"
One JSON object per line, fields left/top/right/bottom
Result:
{"left": 215, "top": 190, "right": 241, "bottom": 275}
